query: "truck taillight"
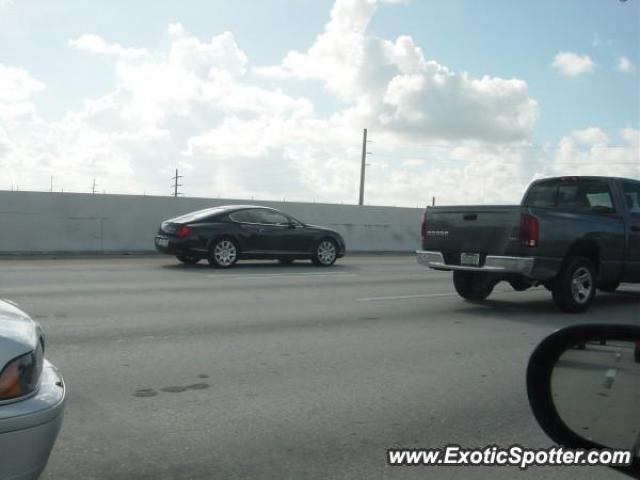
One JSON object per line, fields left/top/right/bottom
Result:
{"left": 520, "top": 214, "right": 539, "bottom": 247}
{"left": 420, "top": 213, "right": 427, "bottom": 242}
{"left": 175, "top": 226, "right": 192, "bottom": 238}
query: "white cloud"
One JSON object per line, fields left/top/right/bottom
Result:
{"left": 0, "top": 64, "right": 44, "bottom": 102}
{"left": 1, "top": 1, "right": 636, "bottom": 206}
{"left": 552, "top": 52, "right": 596, "bottom": 76}
{"left": 548, "top": 127, "right": 640, "bottom": 179}
{"left": 69, "top": 34, "right": 149, "bottom": 60}
{"left": 616, "top": 56, "right": 635, "bottom": 73}
{"left": 0, "top": 64, "right": 44, "bottom": 123}
{"left": 169, "top": 30, "right": 248, "bottom": 77}
{"left": 256, "top": 0, "right": 538, "bottom": 143}
{"left": 568, "top": 126, "right": 609, "bottom": 146}
{"left": 621, "top": 127, "right": 640, "bottom": 146}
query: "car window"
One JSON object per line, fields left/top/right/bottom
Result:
{"left": 252, "top": 210, "right": 290, "bottom": 225}
{"left": 556, "top": 179, "right": 615, "bottom": 214}
{"left": 524, "top": 181, "right": 558, "bottom": 208}
{"left": 228, "top": 210, "right": 255, "bottom": 223}
{"left": 622, "top": 181, "right": 640, "bottom": 216}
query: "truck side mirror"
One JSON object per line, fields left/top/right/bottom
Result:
{"left": 527, "top": 324, "right": 640, "bottom": 478}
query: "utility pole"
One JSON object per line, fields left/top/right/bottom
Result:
{"left": 92, "top": 178, "right": 98, "bottom": 194}
{"left": 50, "top": 176, "right": 53, "bottom": 193}
{"left": 171, "top": 169, "right": 183, "bottom": 197}
{"left": 358, "top": 128, "right": 372, "bottom": 206}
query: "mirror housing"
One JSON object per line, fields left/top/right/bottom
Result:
{"left": 527, "top": 324, "right": 640, "bottom": 479}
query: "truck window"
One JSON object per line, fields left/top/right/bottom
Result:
{"left": 622, "top": 181, "right": 640, "bottom": 216}
{"left": 524, "top": 181, "right": 558, "bottom": 208}
{"left": 557, "top": 179, "right": 615, "bottom": 214}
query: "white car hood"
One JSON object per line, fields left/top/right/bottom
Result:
{"left": 0, "top": 300, "right": 40, "bottom": 369}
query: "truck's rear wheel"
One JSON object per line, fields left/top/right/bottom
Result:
{"left": 452, "top": 271, "right": 495, "bottom": 302}
{"left": 552, "top": 257, "right": 596, "bottom": 313}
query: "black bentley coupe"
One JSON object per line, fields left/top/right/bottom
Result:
{"left": 155, "top": 205, "right": 346, "bottom": 268}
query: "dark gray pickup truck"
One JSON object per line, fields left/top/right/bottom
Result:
{"left": 417, "top": 176, "right": 640, "bottom": 312}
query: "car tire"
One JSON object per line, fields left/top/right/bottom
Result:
{"left": 452, "top": 271, "right": 495, "bottom": 302}
{"left": 635, "top": 345, "right": 640, "bottom": 363}
{"left": 208, "top": 237, "right": 239, "bottom": 269}
{"left": 551, "top": 257, "right": 596, "bottom": 313}
{"left": 176, "top": 255, "right": 200, "bottom": 265}
{"left": 278, "top": 258, "right": 294, "bottom": 265}
{"left": 597, "top": 282, "right": 620, "bottom": 293}
{"left": 311, "top": 238, "right": 338, "bottom": 267}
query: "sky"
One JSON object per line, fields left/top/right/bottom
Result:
{"left": 0, "top": 0, "right": 638, "bottom": 206}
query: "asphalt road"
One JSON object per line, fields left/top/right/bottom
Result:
{"left": 1, "top": 255, "right": 639, "bottom": 480}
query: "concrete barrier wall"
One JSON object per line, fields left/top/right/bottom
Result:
{"left": 0, "top": 191, "right": 423, "bottom": 253}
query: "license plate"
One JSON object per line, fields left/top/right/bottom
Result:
{"left": 460, "top": 253, "right": 480, "bottom": 266}
{"left": 156, "top": 238, "right": 169, "bottom": 248}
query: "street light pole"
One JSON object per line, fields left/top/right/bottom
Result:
{"left": 358, "top": 129, "right": 367, "bottom": 206}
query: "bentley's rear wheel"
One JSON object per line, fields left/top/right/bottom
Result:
{"left": 176, "top": 255, "right": 200, "bottom": 265}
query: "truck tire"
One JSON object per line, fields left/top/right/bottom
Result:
{"left": 597, "top": 282, "right": 620, "bottom": 293}
{"left": 552, "top": 257, "right": 596, "bottom": 313}
{"left": 453, "top": 271, "right": 495, "bottom": 302}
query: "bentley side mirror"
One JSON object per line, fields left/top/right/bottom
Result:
{"left": 527, "top": 324, "right": 640, "bottom": 478}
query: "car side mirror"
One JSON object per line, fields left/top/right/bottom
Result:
{"left": 527, "top": 324, "right": 640, "bottom": 478}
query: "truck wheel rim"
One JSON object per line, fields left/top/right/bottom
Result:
{"left": 571, "top": 267, "right": 593, "bottom": 304}
{"left": 317, "top": 241, "right": 336, "bottom": 265}
{"left": 214, "top": 240, "right": 237, "bottom": 266}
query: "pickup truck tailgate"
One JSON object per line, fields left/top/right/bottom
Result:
{"left": 422, "top": 206, "right": 522, "bottom": 263}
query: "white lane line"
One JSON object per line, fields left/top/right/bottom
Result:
{"left": 357, "top": 292, "right": 457, "bottom": 302}
{"left": 208, "top": 272, "right": 358, "bottom": 280}
{"left": 603, "top": 368, "right": 617, "bottom": 389}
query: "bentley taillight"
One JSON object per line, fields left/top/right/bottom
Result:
{"left": 175, "top": 226, "right": 192, "bottom": 238}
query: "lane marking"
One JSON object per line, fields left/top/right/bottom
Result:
{"left": 208, "top": 272, "right": 358, "bottom": 280}
{"left": 603, "top": 368, "right": 617, "bottom": 389}
{"left": 357, "top": 293, "right": 457, "bottom": 302}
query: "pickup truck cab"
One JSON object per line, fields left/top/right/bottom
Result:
{"left": 416, "top": 176, "right": 640, "bottom": 312}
